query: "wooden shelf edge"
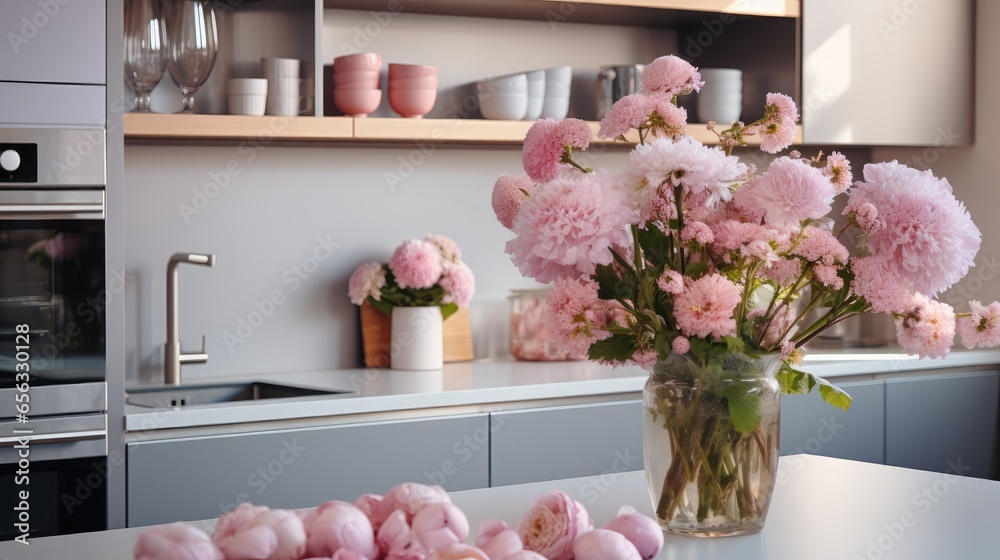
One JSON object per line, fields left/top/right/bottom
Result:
{"left": 534, "top": 0, "right": 799, "bottom": 18}
{"left": 124, "top": 114, "right": 802, "bottom": 148}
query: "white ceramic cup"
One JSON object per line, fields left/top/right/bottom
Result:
{"left": 261, "top": 57, "right": 300, "bottom": 79}
{"left": 268, "top": 94, "right": 301, "bottom": 117}
{"left": 227, "top": 79, "right": 268, "bottom": 116}
{"left": 697, "top": 93, "right": 742, "bottom": 123}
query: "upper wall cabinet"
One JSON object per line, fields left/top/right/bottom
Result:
{"left": 802, "top": 0, "right": 973, "bottom": 146}
{"left": 0, "top": 0, "right": 106, "bottom": 85}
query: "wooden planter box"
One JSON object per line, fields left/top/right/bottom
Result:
{"left": 360, "top": 302, "right": 474, "bottom": 368}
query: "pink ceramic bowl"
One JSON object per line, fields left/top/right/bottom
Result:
{"left": 334, "top": 88, "right": 382, "bottom": 117}
{"left": 333, "top": 52, "right": 382, "bottom": 72}
{"left": 388, "top": 76, "right": 438, "bottom": 90}
{"left": 389, "top": 87, "right": 437, "bottom": 118}
{"left": 388, "top": 63, "right": 438, "bottom": 79}
{"left": 334, "top": 69, "right": 380, "bottom": 85}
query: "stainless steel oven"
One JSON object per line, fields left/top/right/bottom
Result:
{"left": 0, "top": 128, "right": 108, "bottom": 540}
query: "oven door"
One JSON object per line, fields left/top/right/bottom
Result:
{"left": 0, "top": 191, "right": 106, "bottom": 392}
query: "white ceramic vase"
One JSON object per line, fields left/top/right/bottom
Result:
{"left": 390, "top": 306, "right": 443, "bottom": 370}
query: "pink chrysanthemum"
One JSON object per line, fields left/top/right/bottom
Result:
{"left": 521, "top": 118, "right": 592, "bottom": 182}
{"left": 956, "top": 300, "right": 1000, "bottom": 349}
{"left": 348, "top": 262, "right": 386, "bottom": 305}
{"left": 425, "top": 234, "right": 462, "bottom": 262}
{"left": 673, "top": 273, "right": 741, "bottom": 339}
{"left": 522, "top": 119, "right": 565, "bottom": 182}
{"left": 649, "top": 97, "right": 688, "bottom": 139}
{"left": 492, "top": 173, "right": 534, "bottom": 231}
{"left": 681, "top": 222, "right": 714, "bottom": 245}
{"left": 813, "top": 263, "right": 843, "bottom": 289}
{"left": 657, "top": 269, "right": 685, "bottom": 294}
{"left": 757, "top": 305, "right": 797, "bottom": 348}
{"left": 895, "top": 294, "right": 955, "bottom": 359}
{"left": 598, "top": 94, "right": 653, "bottom": 139}
{"left": 825, "top": 151, "right": 853, "bottom": 193}
{"left": 762, "top": 258, "right": 802, "bottom": 285}
{"left": 641, "top": 55, "right": 704, "bottom": 96}
{"left": 623, "top": 136, "right": 747, "bottom": 216}
{"left": 853, "top": 202, "right": 885, "bottom": 232}
{"left": 506, "top": 172, "right": 636, "bottom": 283}
{"left": 791, "top": 226, "right": 849, "bottom": 265}
{"left": 850, "top": 255, "right": 914, "bottom": 314}
{"left": 765, "top": 92, "right": 799, "bottom": 125}
{"left": 671, "top": 336, "right": 690, "bottom": 355}
{"left": 545, "top": 277, "right": 611, "bottom": 357}
{"left": 847, "top": 161, "right": 981, "bottom": 296}
{"left": 757, "top": 119, "right": 798, "bottom": 154}
{"left": 389, "top": 239, "right": 443, "bottom": 290}
{"left": 630, "top": 348, "right": 659, "bottom": 370}
{"left": 733, "top": 157, "right": 835, "bottom": 228}
{"left": 440, "top": 261, "right": 476, "bottom": 307}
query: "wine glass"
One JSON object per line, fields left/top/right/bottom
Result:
{"left": 124, "top": 0, "right": 169, "bottom": 112}
{"left": 167, "top": 0, "right": 219, "bottom": 114}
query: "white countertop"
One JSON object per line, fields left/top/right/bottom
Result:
{"left": 4, "top": 455, "right": 999, "bottom": 559}
{"left": 124, "top": 349, "right": 1000, "bottom": 432}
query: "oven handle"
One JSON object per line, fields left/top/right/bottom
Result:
{"left": 0, "top": 429, "right": 106, "bottom": 447}
{"left": 0, "top": 190, "right": 105, "bottom": 220}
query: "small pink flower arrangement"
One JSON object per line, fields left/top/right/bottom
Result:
{"left": 348, "top": 234, "right": 475, "bottom": 319}
{"left": 491, "top": 54, "right": 1000, "bottom": 410}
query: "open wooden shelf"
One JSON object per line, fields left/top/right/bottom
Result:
{"left": 124, "top": 114, "right": 802, "bottom": 148}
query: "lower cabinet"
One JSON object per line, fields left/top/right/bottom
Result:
{"left": 489, "top": 400, "right": 643, "bottom": 487}
{"left": 127, "top": 413, "right": 489, "bottom": 527}
{"left": 886, "top": 371, "right": 999, "bottom": 480}
{"left": 780, "top": 380, "right": 885, "bottom": 464}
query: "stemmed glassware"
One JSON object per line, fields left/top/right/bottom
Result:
{"left": 123, "top": 0, "right": 169, "bottom": 112}
{"left": 167, "top": 0, "right": 219, "bottom": 113}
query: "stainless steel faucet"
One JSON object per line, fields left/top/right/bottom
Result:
{"left": 164, "top": 252, "right": 216, "bottom": 385}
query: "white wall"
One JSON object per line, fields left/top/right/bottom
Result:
{"left": 872, "top": 0, "right": 999, "bottom": 310}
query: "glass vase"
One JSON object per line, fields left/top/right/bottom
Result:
{"left": 643, "top": 353, "right": 781, "bottom": 537}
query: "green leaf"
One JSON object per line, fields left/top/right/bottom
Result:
{"left": 594, "top": 263, "right": 637, "bottom": 302}
{"left": 685, "top": 261, "right": 709, "bottom": 279}
{"left": 817, "top": 378, "right": 853, "bottom": 411}
{"left": 636, "top": 226, "right": 671, "bottom": 269}
{"left": 440, "top": 302, "right": 459, "bottom": 320}
{"left": 368, "top": 297, "right": 392, "bottom": 315}
{"left": 721, "top": 383, "right": 762, "bottom": 435}
{"left": 588, "top": 333, "right": 637, "bottom": 362}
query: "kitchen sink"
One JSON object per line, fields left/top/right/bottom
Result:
{"left": 125, "top": 382, "right": 353, "bottom": 408}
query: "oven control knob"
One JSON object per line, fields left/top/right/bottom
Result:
{"left": 0, "top": 149, "right": 20, "bottom": 172}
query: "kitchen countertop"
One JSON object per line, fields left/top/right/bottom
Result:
{"left": 124, "top": 348, "right": 1000, "bottom": 433}
{"left": 4, "top": 455, "right": 999, "bottom": 558}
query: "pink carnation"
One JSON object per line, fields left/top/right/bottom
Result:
{"left": 957, "top": 300, "right": 1000, "bottom": 349}
{"left": 598, "top": 94, "right": 653, "bottom": 139}
{"left": 673, "top": 273, "right": 742, "bottom": 339}
{"left": 389, "top": 239, "right": 444, "bottom": 290}
{"left": 522, "top": 118, "right": 592, "bottom": 182}
{"left": 493, "top": 173, "right": 534, "bottom": 230}
{"left": 641, "top": 55, "right": 704, "bottom": 96}
{"left": 657, "top": 269, "right": 685, "bottom": 294}
{"left": 681, "top": 221, "right": 714, "bottom": 245}
{"left": 545, "top": 277, "right": 611, "bottom": 358}
{"left": 895, "top": 294, "right": 955, "bottom": 359}
{"left": 825, "top": 151, "right": 853, "bottom": 193}
{"left": 506, "top": 173, "right": 635, "bottom": 283}
{"left": 348, "top": 261, "right": 387, "bottom": 305}
{"left": 440, "top": 261, "right": 476, "bottom": 307}
{"left": 847, "top": 161, "right": 981, "bottom": 296}
{"left": 734, "top": 157, "right": 835, "bottom": 228}
{"left": 426, "top": 234, "right": 462, "bottom": 262}
{"left": 671, "top": 336, "right": 690, "bottom": 355}
{"left": 791, "top": 226, "right": 849, "bottom": 265}
{"left": 850, "top": 255, "right": 914, "bottom": 314}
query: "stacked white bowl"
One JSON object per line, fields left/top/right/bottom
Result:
{"left": 539, "top": 65, "right": 572, "bottom": 119}
{"left": 227, "top": 78, "right": 268, "bottom": 116}
{"left": 477, "top": 74, "right": 528, "bottom": 120}
{"left": 262, "top": 57, "right": 301, "bottom": 116}
{"left": 524, "top": 70, "right": 545, "bottom": 121}
{"left": 696, "top": 68, "right": 743, "bottom": 124}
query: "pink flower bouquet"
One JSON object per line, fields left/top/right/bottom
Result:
{"left": 492, "top": 54, "right": 1000, "bottom": 534}
{"left": 348, "top": 234, "right": 475, "bottom": 319}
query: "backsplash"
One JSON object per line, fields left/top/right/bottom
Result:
{"left": 123, "top": 144, "right": 631, "bottom": 384}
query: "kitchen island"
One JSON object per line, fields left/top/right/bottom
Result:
{"left": 4, "top": 455, "right": 999, "bottom": 559}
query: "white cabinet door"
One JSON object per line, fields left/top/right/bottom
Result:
{"left": 802, "top": 0, "right": 972, "bottom": 145}
{"left": 0, "top": 0, "right": 106, "bottom": 84}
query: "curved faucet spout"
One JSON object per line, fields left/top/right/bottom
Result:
{"left": 165, "top": 252, "right": 217, "bottom": 385}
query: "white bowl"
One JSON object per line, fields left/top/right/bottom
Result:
{"left": 697, "top": 97, "right": 742, "bottom": 123}
{"left": 227, "top": 78, "right": 268, "bottom": 96}
{"left": 478, "top": 74, "right": 528, "bottom": 95}
{"left": 544, "top": 65, "right": 572, "bottom": 88}
{"left": 539, "top": 96, "right": 569, "bottom": 119}
{"left": 228, "top": 93, "right": 266, "bottom": 116}
{"left": 479, "top": 92, "right": 528, "bottom": 120}
{"left": 523, "top": 95, "right": 543, "bottom": 121}
{"left": 699, "top": 68, "right": 743, "bottom": 82}
{"left": 698, "top": 92, "right": 743, "bottom": 105}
